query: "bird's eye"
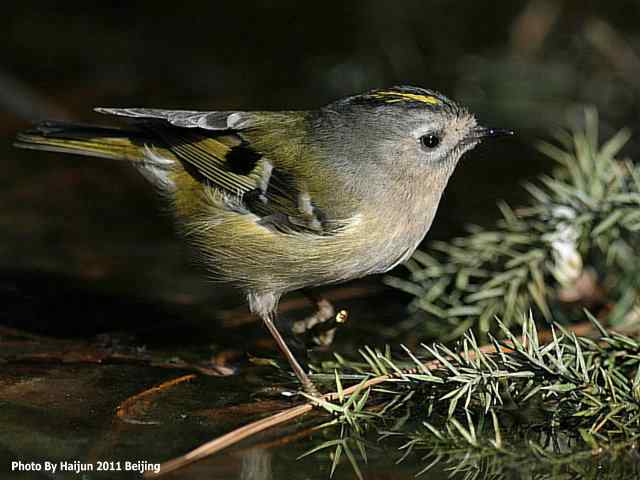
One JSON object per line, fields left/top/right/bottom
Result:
{"left": 420, "top": 134, "right": 441, "bottom": 149}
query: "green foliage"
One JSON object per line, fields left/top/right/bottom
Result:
{"left": 397, "top": 416, "right": 639, "bottom": 479}
{"left": 386, "top": 109, "right": 640, "bottom": 341}
{"left": 308, "top": 314, "right": 640, "bottom": 478}
{"left": 299, "top": 380, "right": 373, "bottom": 480}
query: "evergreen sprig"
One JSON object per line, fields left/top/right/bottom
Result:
{"left": 307, "top": 313, "right": 640, "bottom": 478}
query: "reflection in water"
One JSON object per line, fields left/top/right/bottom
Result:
{"left": 241, "top": 448, "right": 272, "bottom": 480}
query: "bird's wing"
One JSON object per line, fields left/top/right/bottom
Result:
{"left": 94, "top": 107, "right": 246, "bottom": 130}
{"left": 96, "top": 108, "right": 331, "bottom": 234}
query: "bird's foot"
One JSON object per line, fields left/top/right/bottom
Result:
{"left": 292, "top": 299, "right": 348, "bottom": 348}
{"left": 300, "top": 377, "right": 322, "bottom": 399}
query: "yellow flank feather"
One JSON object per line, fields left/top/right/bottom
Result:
{"left": 371, "top": 90, "right": 440, "bottom": 105}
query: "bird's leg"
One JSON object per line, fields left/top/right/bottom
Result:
{"left": 292, "top": 290, "right": 347, "bottom": 347}
{"left": 261, "top": 312, "right": 320, "bottom": 397}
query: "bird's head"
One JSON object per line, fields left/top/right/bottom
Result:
{"left": 314, "top": 86, "right": 513, "bottom": 178}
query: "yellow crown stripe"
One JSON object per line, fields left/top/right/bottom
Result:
{"left": 373, "top": 90, "right": 440, "bottom": 105}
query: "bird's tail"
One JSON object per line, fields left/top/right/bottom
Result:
{"left": 14, "top": 121, "right": 163, "bottom": 162}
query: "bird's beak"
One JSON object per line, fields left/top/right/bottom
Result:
{"left": 466, "top": 127, "right": 515, "bottom": 143}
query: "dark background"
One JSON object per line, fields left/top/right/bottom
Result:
{"left": 2, "top": 0, "right": 640, "bottom": 330}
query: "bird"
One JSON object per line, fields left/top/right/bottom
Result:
{"left": 15, "top": 85, "right": 513, "bottom": 395}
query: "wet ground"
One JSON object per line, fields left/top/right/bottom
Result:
{"left": 3, "top": 277, "right": 639, "bottom": 480}
{"left": 0, "top": 281, "right": 444, "bottom": 480}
